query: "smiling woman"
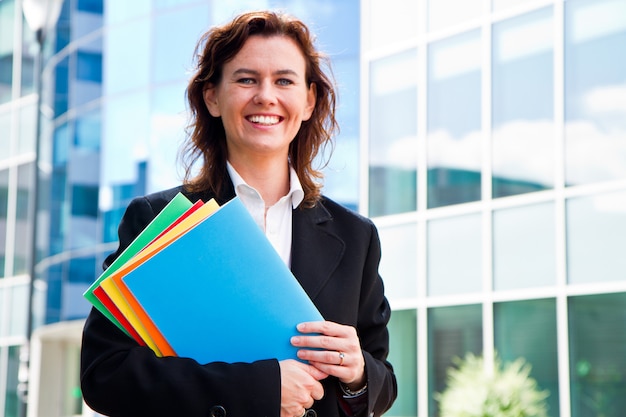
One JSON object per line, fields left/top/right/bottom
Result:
{"left": 79, "top": 10, "right": 397, "bottom": 417}
{"left": 182, "top": 11, "right": 339, "bottom": 209}
{"left": 202, "top": 35, "right": 317, "bottom": 192}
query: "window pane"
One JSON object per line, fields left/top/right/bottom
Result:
{"left": 4, "top": 346, "right": 20, "bottom": 417}
{"left": 67, "top": 212, "right": 98, "bottom": 251}
{"left": 428, "top": 213, "right": 482, "bottom": 296}
{"left": 101, "top": 93, "right": 150, "bottom": 188}
{"left": 0, "top": 169, "right": 7, "bottom": 277}
{"left": 153, "top": 0, "right": 197, "bottom": 9}
{"left": 150, "top": 84, "right": 187, "bottom": 192}
{"left": 71, "top": 4, "right": 102, "bottom": 41}
{"left": 20, "top": 28, "right": 36, "bottom": 97}
{"left": 0, "top": 0, "right": 14, "bottom": 104}
{"left": 323, "top": 57, "right": 360, "bottom": 209}
{"left": 569, "top": 293, "right": 626, "bottom": 417}
{"left": 493, "top": 202, "right": 556, "bottom": 290}
{"left": 13, "top": 164, "right": 32, "bottom": 276}
{"left": 63, "top": 256, "right": 96, "bottom": 320}
{"left": 45, "top": 262, "right": 63, "bottom": 323}
{"left": 378, "top": 222, "right": 418, "bottom": 300}
{"left": 492, "top": 7, "right": 554, "bottom": 198}
{"left": 71, "top": 45, "right": 103, "bottom": 108}
{"left": 76, "top": 50, "right": 103, "bottom": 82}
{"left": 18, "top": 100, "right": 37, "bottom": 156}
{"left": 67, "top": 118, "right": 100, "bottom": 251}
{"left": 9, "top": 283, "right": 28, "bottom": 336}
{"left": 105, "top": 0, "right": 150, "bottom": 24}
{"left": 566, "top": 190, "right": 626, "bottom": 284}
{"left": 0, "top": 110, "right": 9, "bottom": 159}
{"left": 103, "top": 19, "right": 150, "bottom": 95}
{"left": 564, "top": 0, "right": 626, "bottom": 185}
{"left": 0, "top": 287, "right": 5, "bottom": 334}
{"left": 62, "top": 343, "right": 84, "bottom": 415}
{"left": 492, "top": 0, "right": 535, "bottom": 11}
{"left": 387, "top": 309, "right": 417, "bottom": 416}
{"left": 369, "top": 50, "right": 418, "bottom": 216}
{"left": 428, "top": 30, "right": 482, "bottom": 208}
{"left": 71, "top": 185, "right": 98, "bottom": 217}
{"left": 54, "top": 56, "right": 69, "bottom": 116}
{"left": 428, "top": 0, "right": 482, "bottom": 32}
{"left": 367, "top": 0, "right": 419, "bottom": 50}
{"left": 74, "top": 108, "right": 101, "bottom": 151}
{"left": 428, "top": 305, "right": 482, "bottom": 415}
{"left": 494, "top": 299, "right": 559, "bottom": 416}
{"left": 78, "top": 0, "right": 103, "bottom": 13}
{"left": 32, "top": 271, "right": 46, "bottom": 330}
{"left": 152, "top": 4, "right": 208, "bottom": 84}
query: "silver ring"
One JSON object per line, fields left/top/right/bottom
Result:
{"left": 338, "top": 351, "right": 345, "bottom": 366}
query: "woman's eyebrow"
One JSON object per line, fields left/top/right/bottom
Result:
{"left": 274, "top": 69, "right": 299, "bottom": 76}
{"left": 232, "top": 68, "right": 258, "bottom": 76}
{"left": 232, "top": 68, "right": 299, "bottom": 77}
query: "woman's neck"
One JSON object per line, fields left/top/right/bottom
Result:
{"left": 229, "top": 155, "right": 290, "bottom": 207}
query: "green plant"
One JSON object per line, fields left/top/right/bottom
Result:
{"left": 435, "top": 353, "right": 550, "bottom": 417}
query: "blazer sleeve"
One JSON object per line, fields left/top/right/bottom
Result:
{"left": 358, "top": 222, "right": 397, "bottom": 417}
{"left": 80, "top": 195, "right": 282, "bottom": 417}
{"left": 291, "top": 200, "right": 398, "bottom": 417}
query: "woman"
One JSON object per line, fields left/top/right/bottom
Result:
{"left": 80, "top": 10, "right": 397, "bottom": 417}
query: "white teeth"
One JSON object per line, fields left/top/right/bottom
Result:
{"left": 248, "top": 115, "right": 280, "bottom": 125}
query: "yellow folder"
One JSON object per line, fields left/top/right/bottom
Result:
{"left": 99, "top": 198, "right": 220, "bottom": 355}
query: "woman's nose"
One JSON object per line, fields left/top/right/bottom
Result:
{"left": 253, "top": 82, "right": 276, "bottom": 105}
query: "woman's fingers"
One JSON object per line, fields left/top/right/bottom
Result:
{"left": 291, "top": 321, "right": 366, "bottom": 386}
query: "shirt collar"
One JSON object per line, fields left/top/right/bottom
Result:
{"left": 227, "top": 161, "right": 304, "bottom": 209}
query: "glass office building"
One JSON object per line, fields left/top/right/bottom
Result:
{"left": 0, "top": 0, "right": 625, "bottom": 416}
{"left": 369, "top": 1, "right": 626, "bottom": 416}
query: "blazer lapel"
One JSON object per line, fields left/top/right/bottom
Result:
{"left": 291, "top": 202, "right": 344, "bottom": 301}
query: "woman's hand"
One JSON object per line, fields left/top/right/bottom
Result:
{"left": 291, "top": 321, "right": 366, "bottom": 390}
{"left": 279, "top": 359, "right": 327, "bottom": 417}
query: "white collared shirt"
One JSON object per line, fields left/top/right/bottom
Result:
{"left": 226, "top": 162, "right": 304, "bottom": 267}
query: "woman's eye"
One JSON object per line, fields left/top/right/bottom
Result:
{"left": 237, "top": 78, "right": 255, "bottom": 85}
{"left": 277, "top": 78, "right": 294, "bottom": 86}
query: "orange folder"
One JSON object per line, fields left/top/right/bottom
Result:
{"left": 93, "top": 199, "right": 205, "bottom": 340}
{"left": 99, "top": 198, "right": 220, "bottom": 356}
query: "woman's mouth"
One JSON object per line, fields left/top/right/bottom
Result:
{"left": 247, "top": 115, "right": 281, "bottom": 126}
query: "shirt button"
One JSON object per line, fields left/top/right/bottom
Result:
{"left": 208, "top": 405, "right": 226, "bottom": 417}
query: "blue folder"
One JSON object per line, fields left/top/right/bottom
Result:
{"left": 122, "top": 197, "right": 323, "bottom": 364}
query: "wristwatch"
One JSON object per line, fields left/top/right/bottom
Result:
{"left": 340, "top": 381, "right": 368, "bottom": 398}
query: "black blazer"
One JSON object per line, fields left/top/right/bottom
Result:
{"left": 80, "top": 183, "right": 397, "bottom": 417}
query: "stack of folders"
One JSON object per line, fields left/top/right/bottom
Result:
{"left": 84, "top": 193, "right": 323, "bottom": 364}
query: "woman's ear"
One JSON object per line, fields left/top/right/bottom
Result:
{"left": 302, "top": 82, "right": 317, "bottom": 121}
{"left": 203, "top": 85, "right": 221, "bottom": 117}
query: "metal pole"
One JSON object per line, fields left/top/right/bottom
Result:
{"left": 18, "top": 26, "right": 45, "bottom": 417}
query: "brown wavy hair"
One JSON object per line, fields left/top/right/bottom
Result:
{"left": 181, "top": 10, "right": 338, "bottom": 207}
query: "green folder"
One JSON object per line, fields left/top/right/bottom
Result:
{"left": 83, "top": 192, "right": 193, "bottom": 333}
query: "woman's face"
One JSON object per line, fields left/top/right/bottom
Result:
{"left": 203, "top": 35, "right": 316, "bottom": 162}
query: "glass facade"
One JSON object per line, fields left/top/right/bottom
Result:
{"left": 494, "top": 299, "right": 559, "bottom": 415}
{"left": 369, "top": 49, "right": 418, "bottom": 216}
{"left": 1, "top": 1, "right": 361, "bottom": 416}
{"left": 564, "top": 0, "right": 626, "bottom": 186}
{"left": 0, "top": 0, "right": 625, "bottom": 416}
{"left": 365, "top": 0, "right": 626, "bottom": 416}
{"left": 492, "top": 6, "right": 554, "bottom": 198}
{"left": 569, "top": 293, "right": 626, "bottom": 417}
{"left": 427, "top": 29, "right": 482, "bottom": 208}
